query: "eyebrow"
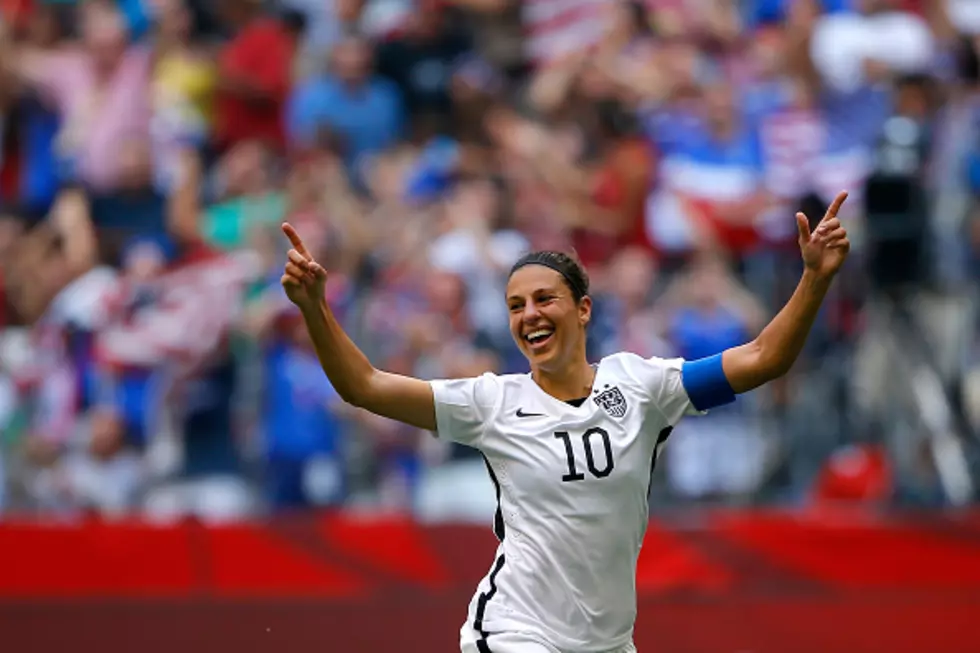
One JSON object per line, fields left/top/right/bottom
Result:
{"left": 506, "top": 286, "right": 561, "bottom": 303}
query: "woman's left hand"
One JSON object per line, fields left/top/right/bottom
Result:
{"left": 797, "top": 190, "right": 851, "bottom": 280}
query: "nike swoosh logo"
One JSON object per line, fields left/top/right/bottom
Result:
{"left": 516, "top": 409, "right": 544, "bottom": 418}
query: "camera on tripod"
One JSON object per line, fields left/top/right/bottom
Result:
{"left": 864, "top": 75, "right": 934, "bottom": 291}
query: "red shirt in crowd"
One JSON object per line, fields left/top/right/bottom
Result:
{"left": 572, "top": 138, "right": 655, "bottom": 269}
{"left": 214, "top": 18, "right": 294, "bottom": 152}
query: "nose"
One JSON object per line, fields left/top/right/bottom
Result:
{"left": 521, "top": 300, "right": 542, "bottom": 323}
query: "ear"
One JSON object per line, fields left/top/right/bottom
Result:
{"left": 578, "top": 295, "right": 592, "bottom": 327}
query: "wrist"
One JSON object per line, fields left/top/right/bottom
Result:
{"left": 299, "top": 296, "right": 327, "bottom": 318}
{"left": 298, "top": 299, "right": 320, "bottom": 317}
{"left": 802, "top": 268, "right": 834, "bottom": 290}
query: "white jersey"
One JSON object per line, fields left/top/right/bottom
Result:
{"left": 430, "top": 352, "right": 703, "bottom": 652}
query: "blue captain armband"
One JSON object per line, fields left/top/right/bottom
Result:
{"left": 681, "top": 354, "right": 736, "bottom": 412}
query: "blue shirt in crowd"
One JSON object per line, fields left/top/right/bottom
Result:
{"left": 286, "top": 76, "right": 403, "bottom": 173}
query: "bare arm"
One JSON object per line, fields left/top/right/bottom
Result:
{"left": 722, "top": 191, "right": 850, "bottom": 393}
{"left": 5, "top": 224, "right": 59, "bottom": 323}
{"left": 282, "top": 223, "right": 437, "bottom": 431}
{"left": 299, "top": 298, "right": 437, "bottom": 430}
{"left": 722, "top": 270, "right": 831, "bottom": 393}
{"left": 8, "top": 47, "right": 69, "bottom": 101}
{"left": 527, "top": 54, "right": 586, "bottom": 115}
{"left": 167, "top": 148, "right": 203, "bottom": 243}
{"left": 50, "top": 187, "right": 98, "bottom": 276}
{"left": 6, "top": 189, "right": 97, "bottom": 323}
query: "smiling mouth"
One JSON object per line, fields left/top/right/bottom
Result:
{"left": 524, "top": 328, "right": 554, "bottom": 348}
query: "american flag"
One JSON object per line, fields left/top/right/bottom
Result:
{"left": 95, "top": 248, "right": 260, "bottom": 374}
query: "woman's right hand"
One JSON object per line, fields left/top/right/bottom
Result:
{"left": 281, "top": 222, "right": 327, "bottom": 311}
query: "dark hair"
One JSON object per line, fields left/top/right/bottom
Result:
{"left": 595, "top": 98, "right": 640, "bottom": 139}
{"left": 509, "top": 251, "right": 590, "bottom": 302}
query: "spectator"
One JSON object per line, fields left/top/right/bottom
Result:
{"left": 202, "top": 141, "right": 286, "bottom": 251}
{"left": 12, "top": 0, "right": 152, "bottom": 194}
{"left": 1, "top": 0, "right": 978, "bottom": 518}
{"left": 244, "top": 287, "right": 349, "bottom": 511}
{"left": 0, "top": 6, "right": 61, "bottom": 215}
{"left": 427, "top": 176, "right": 529, "bottom": 352}
{"left": 658, "top": 255, "right": 768, "bottom": 500}
{"left": 6, "top": 189, "right": 103, "bottom": 513}
{"left": 592, "top": 247, "right": 672, "bottom": 360}
{"left": 151, "top": 0, "right": 217, "bottom": 192}
{"left": 287, "top": 32, "right": 404, "bottom": 180}
{"left": 376, "top": 1, "right": 472, "bottom": 140}
{"left": 285, "top": 0, "right": 359, "bottom": 80}
{"left": 799, "top": 0, "right": 915, "bottom": 208}
{"left": 561, "top": 99, "right": 655, "bottom": 273}
{"left": 55, "top": 405, "right": 145, "bottom": 517}
{"left": 446, "top": 0, "right": 523, "bottom": 80}
{"left": 646, "top": 77, "right": 772, "bottom": 260}
{"left": 214, "top": 0, "right": 296, "bottom": 153}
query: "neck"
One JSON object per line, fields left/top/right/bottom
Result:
{"left": 532, "top": 355, "right": 595, "bottom": 402}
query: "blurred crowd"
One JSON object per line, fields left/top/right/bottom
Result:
{"left": 0, "top": 0, "right": 979, "bottom": 522}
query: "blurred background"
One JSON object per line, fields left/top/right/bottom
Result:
{"left": 1, "top": 0, "right": 980, "bottom": 651}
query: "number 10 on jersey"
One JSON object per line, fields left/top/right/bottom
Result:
{"left": 555, "top": 428, "right": 615, "bottom": 481}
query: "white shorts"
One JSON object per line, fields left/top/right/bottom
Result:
{"left": 460, "top": 624, "right": 638, "bottom": 653}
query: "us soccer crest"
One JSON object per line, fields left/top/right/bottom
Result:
{"left": 594, "top": 385, "right": 628, "bottom": 418}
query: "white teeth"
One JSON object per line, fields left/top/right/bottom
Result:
{"left": 525, "top": 329, "right": 553, "bottom": 342}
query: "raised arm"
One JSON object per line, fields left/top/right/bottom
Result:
{"left": 721, "top": 191, "right": 850, "bottom": 394}
{"left": 280, "top": 223, "right": 437, "bottom": 430}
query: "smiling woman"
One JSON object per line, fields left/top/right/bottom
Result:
{"left": 505, "top": 251, "right": 595, "bottom": 401}
{"left": 278, "top": 190, "right": 851, "bottom": 653}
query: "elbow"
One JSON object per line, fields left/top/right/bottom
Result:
{"left": 335, "top": 370, "right": 377, "bottom": 410}
{"left": 336, "top": 384, "right": 367, "bottom": 409}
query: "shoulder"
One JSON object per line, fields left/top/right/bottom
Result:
{"left": 431, "top": 370, "right": 501, "bottom": 398}
{"left": 431, "top": 370, "right": 530, "bottom": 404}
{"left": 600, "top": 352, "right": 683, "bottom": 383}
{"left": 429, "top": 372, "right": 528, "bottom": 446}
{"left": 599, "top": 352, "right": 689, "bottom": 407}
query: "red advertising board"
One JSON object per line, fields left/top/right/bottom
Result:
{"left": 1, "top": 509, "right": 978, "bottom": 652}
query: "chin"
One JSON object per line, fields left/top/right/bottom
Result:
{"left": 526, "top": 347, "right": 561, "bottom": 371}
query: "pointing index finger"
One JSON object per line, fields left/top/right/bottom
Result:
{"left": 282, "top": 222, "right": 311, "bottom": 260}
{"left": 822, "top": 190, "right": 849, "bottom": 223}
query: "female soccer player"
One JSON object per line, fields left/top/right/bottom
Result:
{"left": 280, "top": 191, "right": 851, "bottom": 653}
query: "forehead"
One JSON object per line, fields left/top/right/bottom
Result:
{"left": 506, "top": 265, "right": 566, "bottom": 298}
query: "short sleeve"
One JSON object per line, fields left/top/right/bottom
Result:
{"left": 622, "top": 355, "right": 702, "bottom": 426}
{"left": 650, "top": 357, "right": 704, "bottom": 425}
{"left": 429, "top": 373, "right": 502, "bottom": 448}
